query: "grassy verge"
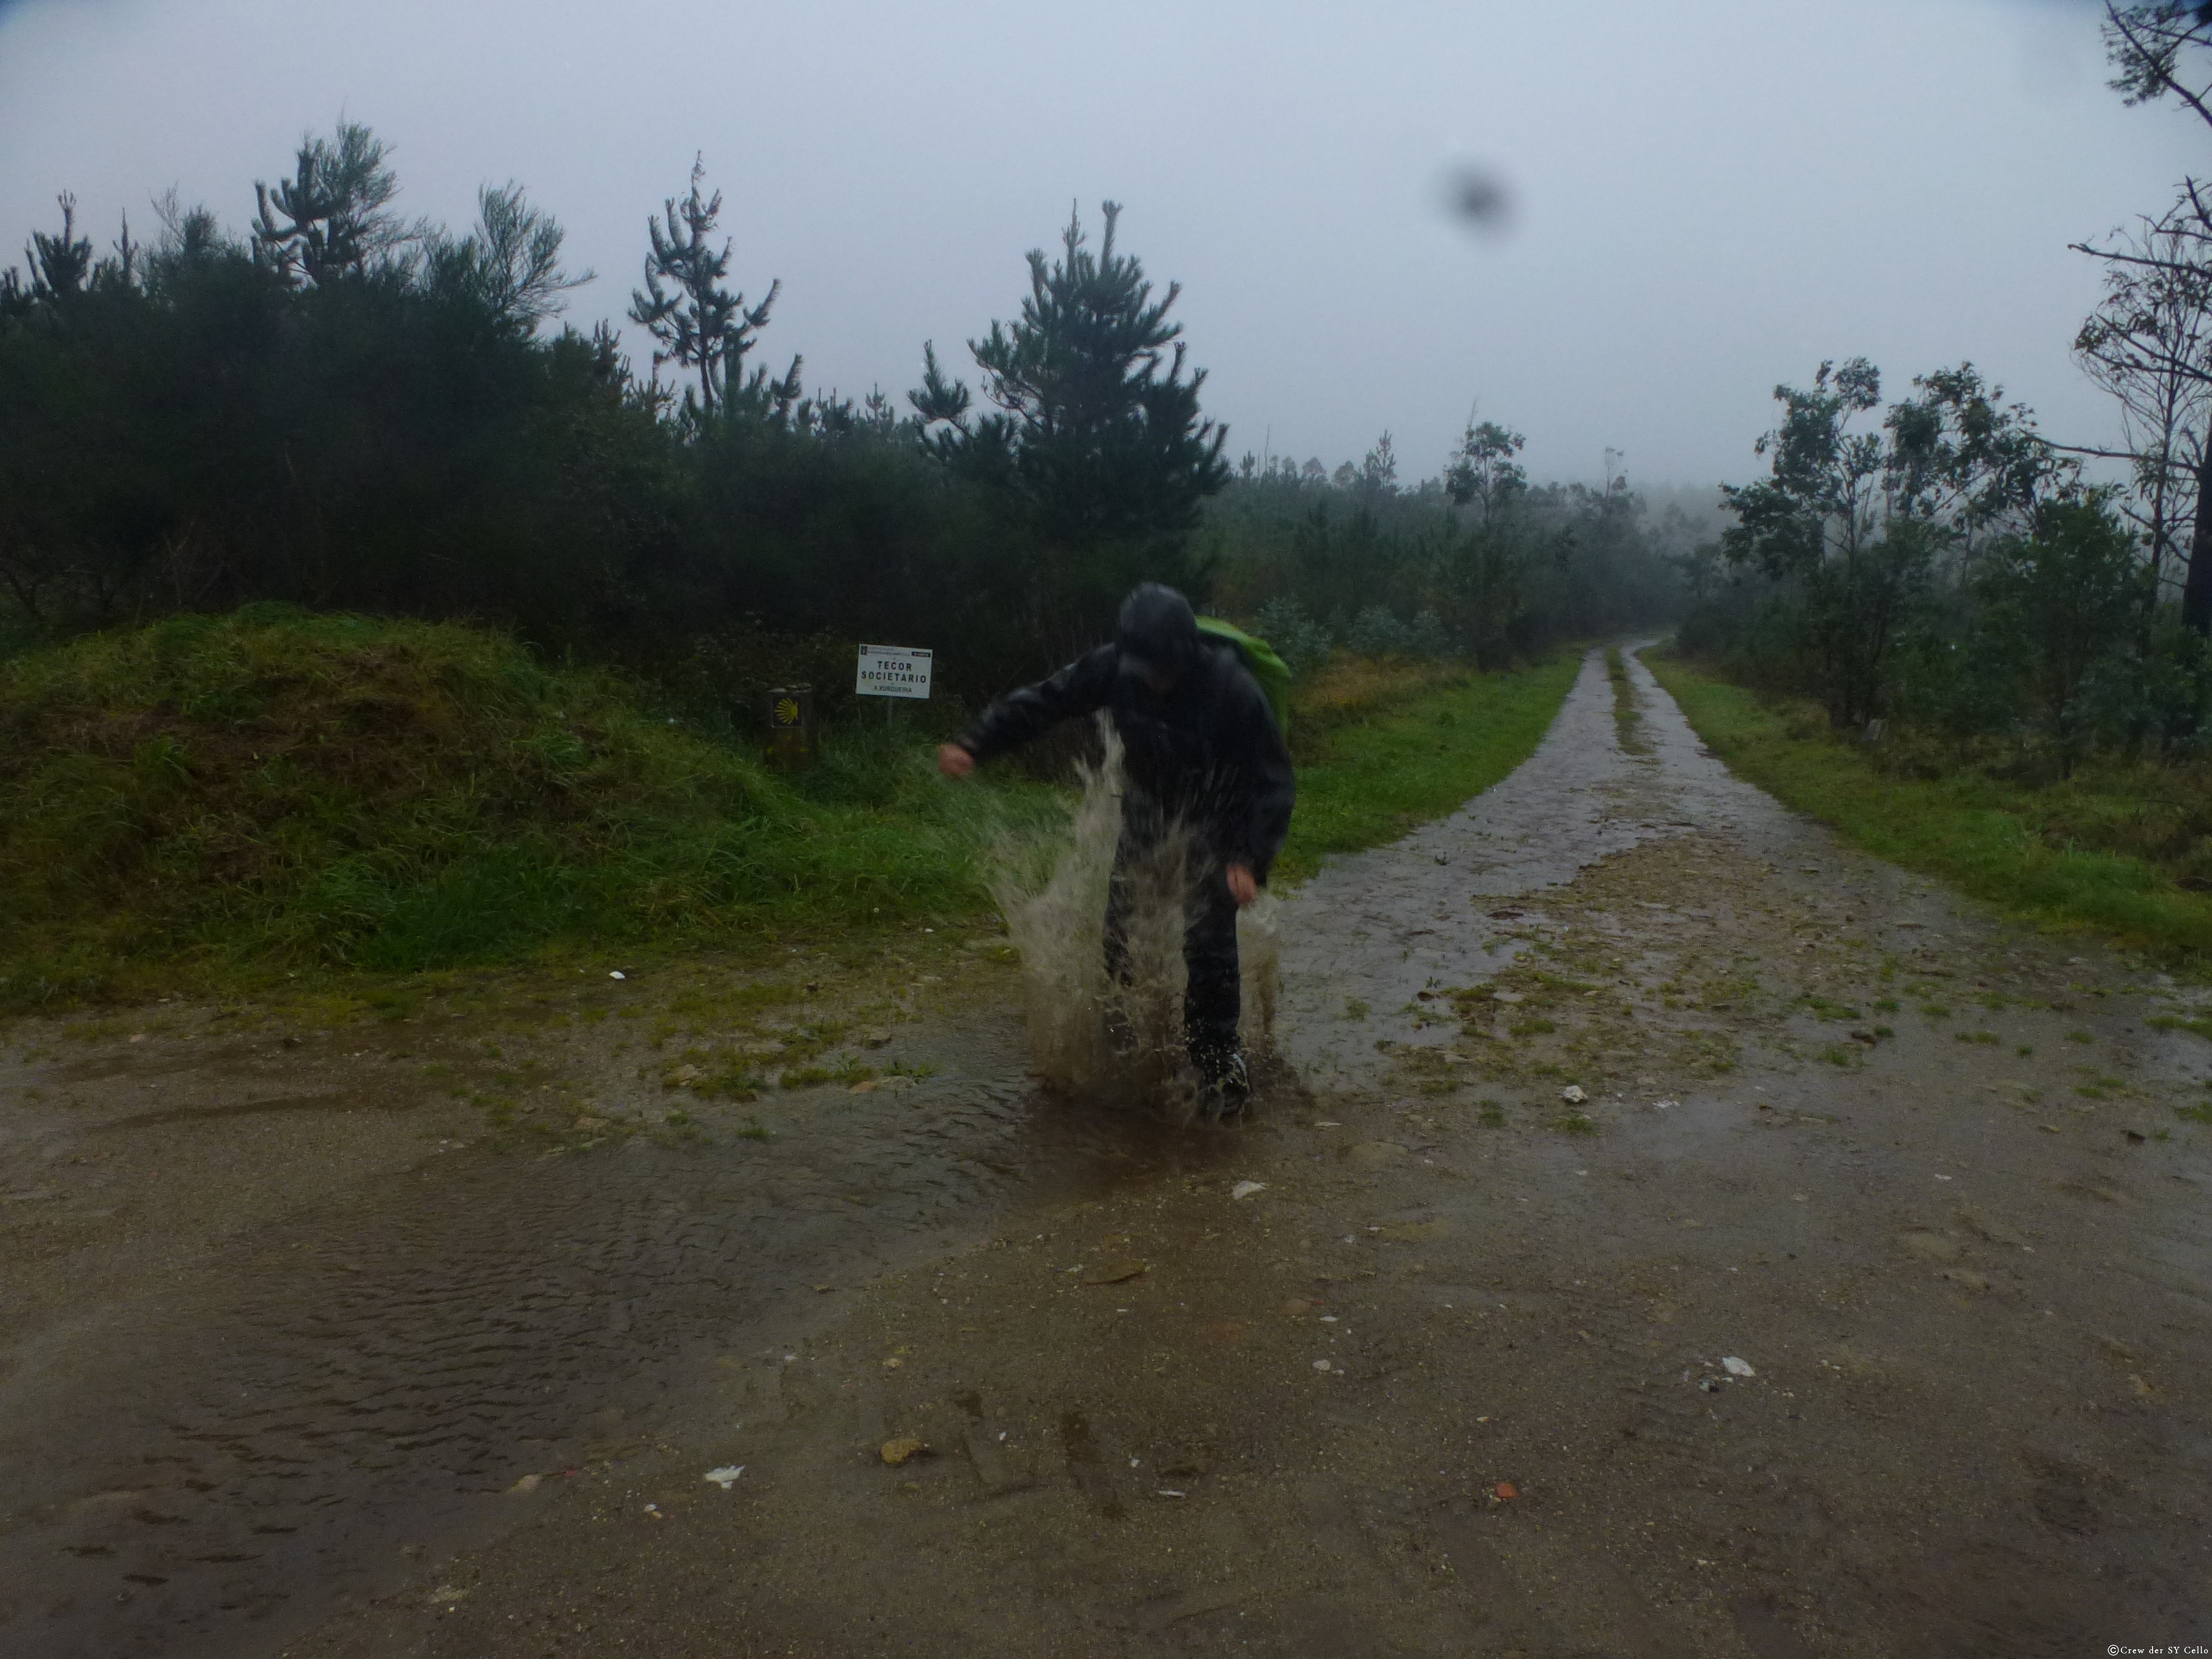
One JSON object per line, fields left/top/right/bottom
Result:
{"left": 0, "top": 607, "right": 1064, "bottom": 1009}
{"left": 1645, "top": 650, "right": 2212, "bottom": 964}
{"left": 2, "top": 610, "right": 1582, "bottom": 1009}
{"left": 1271, "top": 649, "right": 1582, "bottom": 886}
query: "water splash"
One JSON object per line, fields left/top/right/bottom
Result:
{"left": 989, "top": 719, "right": 1281, "bottom": 1122}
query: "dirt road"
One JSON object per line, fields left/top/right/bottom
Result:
{"left": 4, "top": 646, "right": 2208, "bottom": 1657}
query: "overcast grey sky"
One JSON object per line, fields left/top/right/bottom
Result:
{"left": 1, "top": 0, "right": 2200, "bottom": 486}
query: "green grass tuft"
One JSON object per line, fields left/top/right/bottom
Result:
{"left": 1605, "top": 646, "right": 1649, "bottom": 755}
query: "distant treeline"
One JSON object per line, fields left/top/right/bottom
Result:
{"left": 0, "top": 123, "right": 1687, "bottom": 723}
{"left": 1680, "top": 7, "right": 2212, "bottom": 774}
{"left": 1205, "top": 438, "right": 1707, "bottom": 674}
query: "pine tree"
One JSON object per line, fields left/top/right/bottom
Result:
{"left": 426, "top": 182, "right": 592, "bottom": 334}
{"left": 24, "top": 193, "right": 95, "bottom": 301}
{"left": 252, "top": 123, "right": 410, "bottom": 285}
{"left": 628, "top": 158, "right": 797, "bottom": 423}
{"left": 911, "top": 201, "right": 1227, "bottom": 561}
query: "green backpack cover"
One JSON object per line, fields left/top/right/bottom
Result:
{"left": 1196, "top": 616, "right": 1293, "bottom": 737}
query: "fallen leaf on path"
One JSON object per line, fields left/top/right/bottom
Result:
{"left": 703, "top": 1465, "right": 744, "bottom": 1488}
{"left": 1493, "top": 1481, "right": 1518, "bottom": 1501}
{"left": 880, "top": 1437, "right": 927, "bottom": 1466}
{"left": 1084, "top": 1259, "right": 1147, "bottom": 1285}
{"left": 506, "top": 1473, "right": 542, "bottom": 1494}
{"left": 1230, "top": 1181, "right": 1266, "bottom": 1200}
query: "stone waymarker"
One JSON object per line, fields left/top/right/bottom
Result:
{"left": 766, "top": 684, "right": 817, "bottom": 770}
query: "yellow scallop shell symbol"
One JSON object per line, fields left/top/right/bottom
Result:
{"left": 774, "top": 697, "right": 800, "bottom": 726}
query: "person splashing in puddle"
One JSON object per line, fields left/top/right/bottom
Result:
{"left": 938, "top": 583, "right": 1295, "bottom": 1120}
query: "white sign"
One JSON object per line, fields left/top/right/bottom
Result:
{"left": 855, "top": 644, "right": 933, "bottom": 699}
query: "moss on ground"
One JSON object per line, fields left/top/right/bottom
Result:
{"left": 1606, "top": 646, "right": 1649, "bottom": 754}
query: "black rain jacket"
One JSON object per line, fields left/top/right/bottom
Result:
{"left": 962, "top": 639, "right": 1296, "bottom": 881}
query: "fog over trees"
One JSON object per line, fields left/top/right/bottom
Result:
{"left": 0, "top": 126, "right": 1689, "bottom": 714}
{"left": 7, "top": 2, "right": 2212, "bottom": 773}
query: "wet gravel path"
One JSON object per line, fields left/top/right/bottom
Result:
{"left": 6, "top": 646, "right": 2210, "bottom": 1658}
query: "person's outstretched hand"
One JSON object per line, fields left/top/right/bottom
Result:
{"left": 937, "top": 742, "right": 976, "bottom": 780}
{"left": 1225, "top": 863, "right": 1259, "bottom": 907}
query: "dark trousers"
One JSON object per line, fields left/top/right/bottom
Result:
{"left": 1101, "top": 806, "right": 1241, "bottom": 1071}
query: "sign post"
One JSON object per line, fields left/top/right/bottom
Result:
{"left": 855, "top": 645, "right": 932, "bottom": 730}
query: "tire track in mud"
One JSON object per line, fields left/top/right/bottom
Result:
{"left": 1258, "top": 645, "right": 2212, "bottom": 1651}
{"left": 1276, "top": 643, "right": 1773, "bottom": 1088}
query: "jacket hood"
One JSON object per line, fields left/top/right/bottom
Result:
{"left": 1115, "top": 583, "right": 1200, "bottom": 673}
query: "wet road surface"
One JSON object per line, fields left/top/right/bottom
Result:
{"left": 4, "top": 646, "right": 2209, "bottom": 1656}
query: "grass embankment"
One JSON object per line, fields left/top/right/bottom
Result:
{"left": 1646, "top": 650, "right": 2212, "bottom": 965}
{"left": 1271, "top": 649, "right": 1581, "bottom": 886}
{"left": 0, "top": 609, "right": 1580, "bottom": 1009}
{"left": 0, "top": 607, "right": 1061, "bottom": 1008}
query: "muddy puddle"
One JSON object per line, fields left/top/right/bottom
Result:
{"left": 0, "top": 982, "right": 1243, "bottom": 1657}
